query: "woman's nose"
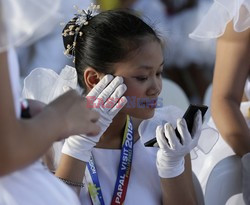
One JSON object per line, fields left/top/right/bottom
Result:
{"left": 147, "top": 78, "right": 162, "bottom": 97}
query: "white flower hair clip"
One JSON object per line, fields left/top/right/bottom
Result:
{"left": 74, "top": 4, "right": 100, "bottom": 26}
{"left": 62, "top": 3, "right": 100, "bottom": 62}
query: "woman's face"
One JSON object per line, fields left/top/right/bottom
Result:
{"left": 113, "top": 40, "right": 163, "bottom": 119}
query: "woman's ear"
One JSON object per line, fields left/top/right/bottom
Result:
{"left": 84, "top": 67, "right": 103, "bottom": 90}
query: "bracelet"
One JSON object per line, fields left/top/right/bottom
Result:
{"left": 58, "top": 177, "right": 84, "bottom": 188}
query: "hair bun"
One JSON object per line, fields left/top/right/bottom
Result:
{"left": 62, "top": 4, "right": 100, "bottom": 60}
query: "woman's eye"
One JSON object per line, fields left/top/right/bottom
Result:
{"left": 156, "top": 71, "right": 163, "bottom": 77}
{"left": 135, "top": 76, "right": 148, "bottom": 82}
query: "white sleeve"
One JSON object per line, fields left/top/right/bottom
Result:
{"left": 189, "top": 0, "right": 250, "bottom": 41}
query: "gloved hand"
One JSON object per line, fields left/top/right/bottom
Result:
{"left": 156, "top": 110, "right": 202, "bottom": 178}
{"left": 62, "top": 74, "right": 127, "bottom": 162}
{"left": 242, "top": 152, "right": 250, "bottom": 204}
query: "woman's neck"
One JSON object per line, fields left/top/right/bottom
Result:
{"left": 95, "top": 113, "right": 142, "bottom": 149}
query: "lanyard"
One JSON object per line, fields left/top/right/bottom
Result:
{"left": 86, "top": 116, "right": 134, "bottom": 205}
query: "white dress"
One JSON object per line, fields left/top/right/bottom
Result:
{"left": 79, "top": 139, "right": 161, "bottom": 205}
{"left": 78, "top": 106, "right": 182, "bottom": 205}
{"left": 78, "top": 106, "right": 207, "bottom": 205}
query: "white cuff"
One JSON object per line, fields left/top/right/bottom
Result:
{"left": 61, "top": 135, "right": 95, "bottom": 162}
{"left": 156, "top": 157, "right": 185, "bottom": 178}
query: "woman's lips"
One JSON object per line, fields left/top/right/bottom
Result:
{"left": 140, "top": 99, "right": 158, "bottom": 108}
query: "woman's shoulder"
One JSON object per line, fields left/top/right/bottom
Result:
{"left": 220, "top": 21, "right": 250, "bottom": 42}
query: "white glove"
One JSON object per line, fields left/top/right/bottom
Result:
{"left": 242, "top": 152, "right": 250, "bottom": 204}
{"left": 62, "top": 75, "right": 127, "bottom": 162}
{"left": 156, "top": 110, "right": 202, "bottom": 178}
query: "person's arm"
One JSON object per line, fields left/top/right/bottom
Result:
{"left": 160, "top": 155, "right": 198, "bottom": 205}
{"left": 211, "top": 21, "right": 250, "bottom": 156}
{"left": 0, "top": 52, "right": 54, "bottom": 175}
{"left": 56, "top": 154, "right": 86, "bottom": 194}
{"left": 0, "top": 52, "right": 100, "bottom": 176}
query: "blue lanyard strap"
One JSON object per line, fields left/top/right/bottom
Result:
{"left": 86, "top": 116, "right": 134, "bottom": 205}
{"left": 87, "top": 156, "right": 105, "bottom": 205}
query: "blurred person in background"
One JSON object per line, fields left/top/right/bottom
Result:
{"left": 17, "top": 0, "right": 94, "bottom": 77}
{"left": 190, "top": 0, "right": 250, "bottom": 203}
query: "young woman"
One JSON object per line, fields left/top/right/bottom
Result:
{"left": 55, "top": 7, "right": 203, "bottom": 205}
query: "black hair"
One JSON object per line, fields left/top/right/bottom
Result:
{"left": 62, "top": 9, "right": 161, "bottom": 89}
